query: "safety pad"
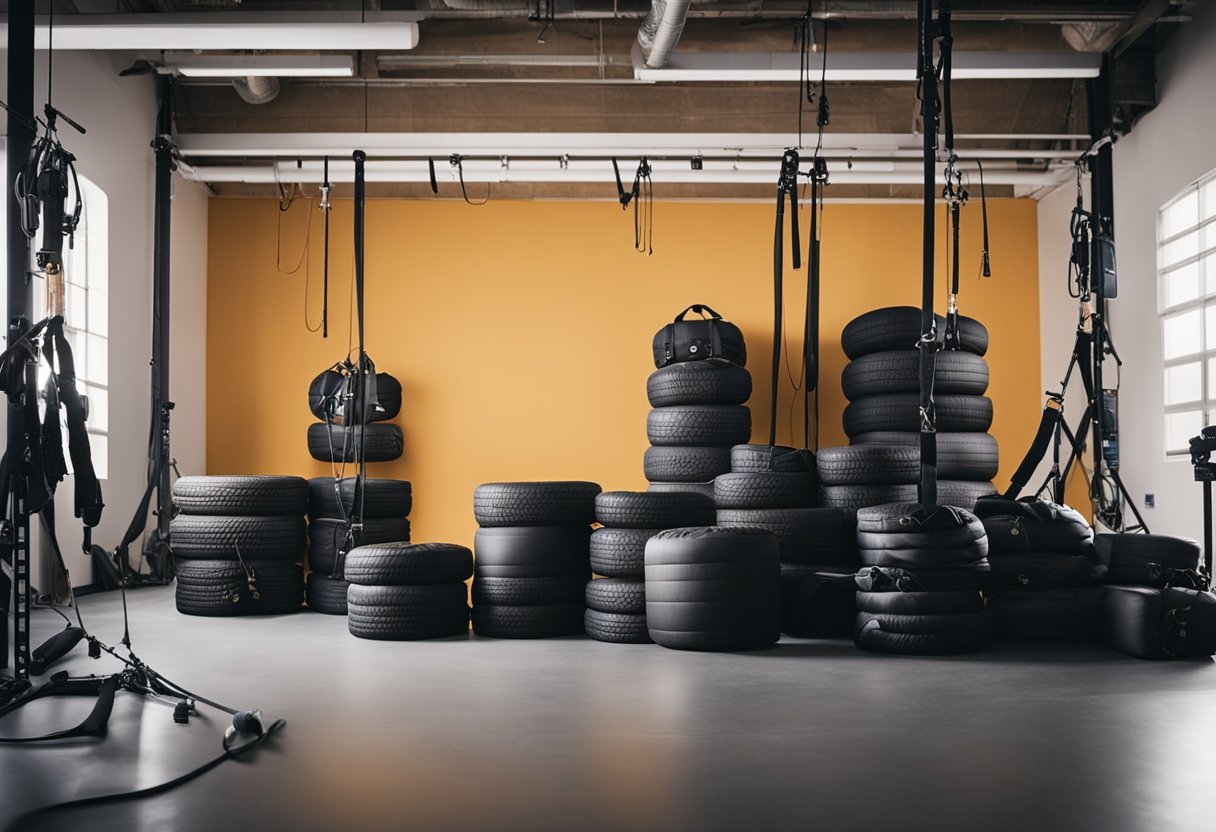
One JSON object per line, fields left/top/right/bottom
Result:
{"left": 780, "top": 564, "right": 858, "bottom": 638}
{"left": 1102, "top": 586, "right": 1216, "bottom": 660}
{"left": 987, "top": 589, "right": 1103, "bottom": 643}
{"left": 1093, "top": 534, "right": 1203, "bottom": 588}
{"left": 987, "top": 553, "right": 1101, "bottom": 592}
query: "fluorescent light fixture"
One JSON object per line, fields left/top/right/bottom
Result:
{"left": 632, "top": 45, "right": 1101, "bottom": 82}
{"left": 165, "top": 54, "right": 355, "bottom": 78}
{"left": 5, "top": 12, "right": 420, "bottom": 51}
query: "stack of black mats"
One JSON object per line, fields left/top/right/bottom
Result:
{"left": 974, "top": 498, "right": 1104, "bottom": 643}
{"left": 304, "top": 477, "right": 413, "bottom": 615}
{"left": 644, "top": 368, "right": 752, "bottom": 502}
{"left": 306, "top": 371, "right": 404, "bottom": 463}
{"left": 344, "top": 542, "right": 474, "bottom": 640}
{"left": 715, "top": 444, "right": 858, "bottom": 638}
{"left": 170, "top": 476, "right": 307, "bottom": 616}
{"left": 586, "top": 491, "right": 716, "bottom": 644}
{"left": 818, "top": 306, "right": 998, "bottom": 512}
{"left": 1094, "top": 534, "right": 1216, "bottom": 660}
{"left": 645, "top": 526, "right": 782, "bottom": 651}
{"left": 471, "top": 482, "right": 600, "bottom": 638}
{"left": 853, "top": 502, "right": 993, "bottom": 654}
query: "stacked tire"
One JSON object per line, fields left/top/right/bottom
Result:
{"left": 587, "top": 491, "right": 717, "bottom": 644}
{"left": 818, "top": 307, "right": 998, "bottom": 512}
{"left": 852, "top": 502, "right": 994, "bottom": 654}
{"left": 345, "top": 542, "right": 474, "bottom": 640}
{"left": 307, "top": 372, "right": 405, "bottom": 463}
{"left": 644, "top": 360, "right": 753, "bottom": 502}
{"left": 304, "top": 477, "right": 413, "bottom": 615}
{"left": 975, "top": 498, "right": 1104, "bottom": 643}
{"left": 170, "top": 476, "right": 307, "bottom": 617}
{"left": 471, "top": 482, "right": 600, "bottom": 638}
{"left": 716, "top": 444, "right": 858, "bottom": 638}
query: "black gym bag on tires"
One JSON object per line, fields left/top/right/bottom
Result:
{"left": 652, "top": 304, "right": 747, "bottom": 368}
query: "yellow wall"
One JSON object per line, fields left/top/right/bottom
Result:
{"left": 207, "top": 198, "right": 1043, "bottom": 550}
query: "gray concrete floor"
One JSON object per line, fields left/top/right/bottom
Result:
{"left": 2, "top": 586, "right": 1215, "bottom": 832}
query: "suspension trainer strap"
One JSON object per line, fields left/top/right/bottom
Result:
{"left": 977, "top": 159, "right": 992, "bottom": 277}
{"left": 352, "top": 150, "right": 370, "bottom": 530}
{"left": 1004, "top": 404, "right": 1063, "bottom": 499}
{"left": 805, "top": 173, "right": 820, "bottom": 451}
{"left": 48, "top": 317, "right": 103, "bottom": 528}
{"left": 0, "top": 674, "right": 118, "bottom": 743}
{"left": 320, "top": 156, "right": 330, "bottom": 339}
{"left": 917, "top": 0, "right": 942, "bottom": 509}
{"left": 772, "top": 150, "right": 801, "bottom": 446}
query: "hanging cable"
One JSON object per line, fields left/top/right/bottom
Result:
{"left": 449, "top": 154, "right": 490, "bottom": 206}
{"left": 976, "top": 158, "right": 992, "bottom": 278}
{"left": 613, "top": 158, "right": 654, "bottom": 255}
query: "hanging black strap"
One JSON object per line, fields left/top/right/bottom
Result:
{"left": 1004, "top": 402, "right": 1063, "bottom": 499}
{"left": 916, "top": 0, "right": 942, "bottom": 509}
{"left": 427, "top": 157, "right": 439, "bottom": 194}
{"left": 320, "top": 156, "right": 330, "bottom": 339}
{"left": 449, "top": 154, "right": 489, "bottom": 206}
{"left": 48, "top": 317, "right": 103, "bottom": 528}
{"left": 977, "top": 158, "right": 992, "bottom": 277}
{"left": 771, "top": 149, "right": 802, "bottom": 446}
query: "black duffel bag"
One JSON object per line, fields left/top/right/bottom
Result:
{"left": 1103, "top": 585, "right": 1216, "bottom": 659}
{"left": 1093, "top": 533, "right": 1204, "bottom": 588}
{"left": 652, "top": 304, "right": 746, "bottom": 369}
{"left": 308, "top": 357, "right": 402, "bottom": 424}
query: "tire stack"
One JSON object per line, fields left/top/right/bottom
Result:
{"left": 852, "top": 502, "right": 994, "bottom": 655}
{"left": 304, "top": 477, "right": 413, "bottom": 615}
{"left": 644, "top": 361, "right": 753, "bottom": 502}
{"left": 471, "top": 482, "right": 601, "bottom": 638}
{"left": 818, "top": 306, "right": 999, "bottom": 512}
{"left": 975, "top": 499, "right": 1104, "bottom": 643}
{"left": 715, "top": 445, "right": 858, "bottom": 638}
{"left": 587, "top": 491, "right": 717, "bottom": 644}
{"left": 344, "top": 542, "right": 474, "bottom": 640}
{"left": 307, "top": 372, "right": 405, "bottom": 464}
{"left": 170, "top": 476, "right": 307, "bottom": 617}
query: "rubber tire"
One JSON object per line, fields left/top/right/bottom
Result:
{"left": 842, "top": 350, "right": 989, "bottom": 400}
{"left": 856, "top": 504, "right": 988, "bottom": 569}
{"left": 473, "top": 482, "right": 601, "bottom": 527}
{"left": 307, "top": 517, "right": 411, "bottom": 576}
{"left": 305, "top": 573, "right": 349, "bottom": 615}
{"left": 643, "top": 446, "right": 732, "bottom": 483}
{"left": 713, "top": 472, "right": 818, "bottom": 510}
{"left": 854, "top": 563, "right": 992, "bottom": 594}
{"left": 646, "top": 406, "right": 752, "bottom": 448}
{"left": 174, "top": 559, "right": 303, "bottom": 617}
{"left": 590, "top": 528, "right": 661, "bottom": 579}
{"left": 842, "top": 306, "right": 989, "bottom": 360}
{"left": 595, "top": 491, "right": 715, "bottom": 529}
{"left": 820, "top": 481, "right": 997, "bottom": 512}
{"left": 471, "top": 604, "right": 585, "bottom": 638}
{"left": 730, "top": 444, "right": 815, "bottom": 474}
{"left": 307, "top": 422, "right": 403, "bottom": 463}
{"left": 647, "top": 362, "right": 752, "bottom": 407}
{"left": 307, "top": 477, "right": 412, "bottom": 520}
{"left": 473, "top": 526, "right": 592, "bottom": 578}
{"left": 855, "top": 589, "right": 985, "bottom": 616}
{"left": 849, "top": 432, "right": 1000, "bottom": 482}
{"left": 717, "top": 507, "right": 857, "bottom": 565}
{"left": 344, "top": 542, "right": 474, "bottom": 586}
{"left": 843, "top": 394, "right": 993, "bottom": 437}
{"left": 779, "top": 564, "right": 858, "bottom": 638}
{"left": 471, "top": 575, "right": 586, "bottom": 606}
{"left": 173, "top": 476, "right": 308, "bottom": 517}
{"left": 646, "top": 482, "right": 715, "bottom": 501}
{"left": 309, "top": 371, "right": 403, "bottom": 423}
{"left": 585, "top": 578, "right": 646, "bottom": 614}
{"left": 170, "top": 515, "right": 305, "bottom": 560}
{"left": 585, "top": 609, "right": 652, "bottom": 644}
{"left": 988, "top": 589, "right": 1103, "bottom": 643}
{"left": 347, "top": 584, "right": 470, "bottom": 641}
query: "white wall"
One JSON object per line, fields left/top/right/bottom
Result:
{"left": 1105, "top": 6, "right": 1216, "bottom": 544}
{"left": 1, "top": 50, "right": 208, "bottom": 588}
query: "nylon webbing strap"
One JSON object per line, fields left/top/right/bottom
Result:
{"left": 916, "top": 0, "right": 942, "bottom": 509}
{"left": 1004, "top": 405, "right": 1063, "bottom": 499}
{"left": 771, "top": 149, "right": 802, "bottom": 446}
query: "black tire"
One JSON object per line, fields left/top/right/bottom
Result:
{"left": 473, "top": 482, "right": 601, "bottom": 527}
{"left": 850, "top": 432, "right": 1000, "bottom": 482}
{"left": 855, "top": 502, "right": 988, "bottom": 570}
{"left": 855, "top": 563, "right": 992, "bottom": 594}
{"left": 853, "top": 616, "right": 993, "bottom": 655}
{"left": 595, "top": 491, "right": 715, "bottom": 529}
{"left": 842, "top": 350, "right": 989, "bottom": 400}
{"left": 817, "top": 445, "right": 921, "bottom": 487}
{"left": 473, "top": 526, "right": 592, "bottom": 578}
{"left": 590, "top": 527, "right": 661, "bottom": 579}
{"left": 173, "top": 476, "right": 309, "bottom": 517}
{"left": 856, "top": 610, "right": 994, "bottom": 635}
{"left": 646, "top": 482, "right": 716, "bottom": 500}
{"left": 843, "top": 394, "right": 992, "bottom": 437}
{"left": 309, "top": 371, "right": 403, "bottom": 423}
{"left": 713, "top": 472, "right": 818, "bottom": 510}
{"left": 170, "top": 515, "right": 305, "bottom": 560}
{"left": 819, "top": 480, "right": 996, "bottom": 512}
{"left": 855, "top": 589, "right": 985, "bottom": 616}
{"left": 842, "top": 306, "right": 989, "bottom": 360}
{"left": 471, "top": 604, "right": 585, "bottom": 638}
{"left": 717, "top": 507, "right": 857, "bottom": 565}
{"left": 643, "top": 446, "right": 732, "bottom": 483}
{"left": 346, "top": 584, "right": 469, "bottom": 641}
{"left": 307, "top": 477, "right": 412, "bottom": 520}
{"left": 345, "top": 542, "right": 474, "bottom": 586}
{"left": 305, "top": 573, "right": 349, "bottom": 615}
{"left": 585, "top": 578, "right": 646, "bottom": 614}
{"left": 730, "top": 444, "right": 815, "bottom": 474}
{"left": 987, "top": 553, "right": 1099, "bottom": 592}
{"left": 307, "top": 422, "right": 404, "bottom": 463}
{"left": 647, "top": 362, "right": 752, "bottom": 407}
{"left": 988, "top": 589, "right": 1103, "bottom": 643}
{"left": 471, "top": 575, "right": 586, "bottom": 606}
{"left": 646, "top": 406, "right": 752, "bottom": 448}
{"left": 585, "top": 610, "right": 652, "bottom": 644}
{"left": 174, "top": 559, "right": 303, "bottom": 617}
{"left": 307, "top": 517, "right": 411, "bottom": 576}
{"left": 779, "top": 564, "right": 858, "bottom": 638}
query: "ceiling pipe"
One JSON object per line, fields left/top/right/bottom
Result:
{"left": 637, "top": 0, "right": 692, "bottom": 70}
{"left": 232, "top": 76, "right": 281, "bottom": 105}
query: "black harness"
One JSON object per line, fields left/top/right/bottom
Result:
{"left": 614, "top": 157, "right": 654, "bottom": 255}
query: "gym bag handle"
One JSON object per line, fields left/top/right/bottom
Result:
{"left": 672, "top": 304, "right": 722, "bottom": 322}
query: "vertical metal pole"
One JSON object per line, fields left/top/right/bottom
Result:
{"left": 1087, "top": 55, "right": 1115, "bottom": 523}
{"left": 917, "top": 0, "right": 939, "bottom": 509}
{"left": 150, "top": 77, "right": 174, "bottom": 573}
{"left": 6, "top": 1, "right": 36, "bottom": 675}
{"left": 1205, "top": 480, "right": 1213, "bottom": 580}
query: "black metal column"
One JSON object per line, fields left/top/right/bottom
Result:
{"left": 150, "top": 77, "right": 174, "bottom": 572}
{"left": 1087, "top": 55, "right": 1115, "bottom": 521}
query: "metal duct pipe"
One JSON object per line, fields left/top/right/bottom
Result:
{"left": 638, "top": 0, "right": 691, "bottom": 70}
{"left": 232, "top": 75, "right": 280, "bottom": 105}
